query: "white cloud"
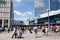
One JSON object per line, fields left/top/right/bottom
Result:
{"left": 22, "top": 13, "right": 27, "bottom": 16}
{"left": 15, "top": 18, "right": 29, "bottom": 21}
{"left": 15, "top": 18, "right": 24, "bottom": 20}
{"left": 13, "top": 0, "right": 22, "bottom": 3}
{"left": 14, "top": 10, "right": 26, "bottom": 16}
{"left": 13, "top": 0, "right": 23, "bottom": 8}
{"left": 16, "top": 0, "right": 22, "bottom": 3}
{"left": 14, "top": 10, "right": 33, "bottom": 16}
{"left": 35, "top": 0, "right": 45, "bottom": 8}
{"left": 27, "top": 11, "right": 32, "bottom": 15}
{"left": 14, "top": 10, "right": 22, "bottom": 15}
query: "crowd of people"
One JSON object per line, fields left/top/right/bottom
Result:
{"left": 11, "top": 27, "right": 26, "bottom": 38}
{"left": 50, "top": 25, "right": 60, "bottom": 32}
{"left": 11, "top": 25, "right": 60, "bottom": 38}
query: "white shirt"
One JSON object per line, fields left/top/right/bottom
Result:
{"left": 11, "top": 28, "right": 16, "bottom": 36}
{"left": 45, "top": 28, "right": 48, "bottom": 32}
{"left": 12, "top": 28, "right": 16, "bottom": 34}
{"left": 34, "top": 27, "right": 37, "bottom": 30}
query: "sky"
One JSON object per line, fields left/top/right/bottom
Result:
{"left": 13, "top": 0, "right": 50, "bottom": 21}
{"left": 13, "top": 0, "right": 35, "bottom": 21}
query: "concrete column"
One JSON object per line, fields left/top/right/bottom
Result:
{"left": 7, "top": 19, "right": 10, "bottom": 33}
{"left": 2, "top": 19, "right": 4, "bottom": 28}
{"left": 8, "top": 19, "right": 10, "bottom": 28}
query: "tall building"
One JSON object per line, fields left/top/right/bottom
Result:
{"left": 35, "top": 0, "right": 60, "bottom": 16}
{"left": 0, "top": 0, "right": 13, "bottom": 28}
{"left": 29, "top": 0, "right": 60, "bottom": 25}
{"left": 50, "top": 0, "right": 60, "bottom": 11}
{"left": 35, "top": 0, "right": 49, "bottom": 17}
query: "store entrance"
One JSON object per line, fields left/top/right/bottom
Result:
{"left": 4, "top": 20, "right": 8, "bottom": 28}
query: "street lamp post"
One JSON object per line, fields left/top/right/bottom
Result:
{"left": 48, "top": 0, "right": 50, "bottom": 27}
{"left": 48, "top": 9, "right": 50, "bottom": 27}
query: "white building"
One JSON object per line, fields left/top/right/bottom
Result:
{"left": 0, "top": 0, "right": 13, "bottom": 28}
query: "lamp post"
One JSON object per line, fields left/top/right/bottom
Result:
{"left": 48, "top": 9, "right": 50, "bottom": 27}
{"left": 48, "top": 0, "right": 50, "bottom": 27}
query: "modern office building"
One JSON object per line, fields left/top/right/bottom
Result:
{"left": 50, "top": 0, "right": 60, "bottom": 11}
{"left": 29, "top": 0, "right": 60, "bottom": 25}
{"left": 35, "top": 0, "right": 49, "bottom": 16}
{"left": 29, "top": 10, "right": 60, "bottom": 25}
{"left": 0, "top": 0, "right": 13, "bottom": 28}
{"left": 35, "top": 0, "right": 60, "bottom": 16}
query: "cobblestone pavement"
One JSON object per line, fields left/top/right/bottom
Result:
{"left": 0, "top": 30, "right": 60, "bottom": 40}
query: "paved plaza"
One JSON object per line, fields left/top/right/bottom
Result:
{"left": 0, "top": 31, "right": 60, "bottom": 40}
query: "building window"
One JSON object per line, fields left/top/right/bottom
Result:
{"left": 0, "top": 20, "right": 2, "bottom": 27}
{"left": 4, "top": 20, "right": 8, "bottom": 27}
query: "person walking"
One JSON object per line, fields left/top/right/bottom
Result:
{"left": 8, "top": 27, "right": 10, "bottom": 33}
{"left": 21, "top": 27, "right": 25, "bottom": 34}
{"left": 17, "top": 27, "right": 23, "bottom": 38}
{"left": 29, "top": 27, "right": 33, "bottom": 34}
{"left": 45, "top": 26, "right": 48, "bottom": 35}
{"left": 42, "top": 26, "right": 46, "bottom": 35}
{"left": 33, "top": 26, "right": 38, "bottom": 35}
{"left": 11, "top": 27, "right": 17, "bottom": 38}
{"left": 53, "top": 25, "right": 56, "bottom": 32}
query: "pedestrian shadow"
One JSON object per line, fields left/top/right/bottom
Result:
{"left": 16, "top": 37, "right": 24, "bottom": 39}
{"left": 43, "top": 34, "right": 51, "bottom": 36}
{"left": 35, "top": 36, "right": 42, "bottom": 38}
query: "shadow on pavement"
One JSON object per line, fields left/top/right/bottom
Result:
{"left": 35, "top": 36, "right": 42, "bottom": 38}
{"left": 16, "top": 37, "right": 24, "bottom": 39}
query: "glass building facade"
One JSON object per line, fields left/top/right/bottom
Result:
{"left": 50, "top": 0, "right": 60, "bottom": 11}
{"left": 35, "top": 0, "right": 60, "bottom": 16}
{"left": 35, "top": 0, "right": 49, "bottom": 16}
{"left": 30, "top": 0, "right": 60, "bottom": 25}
